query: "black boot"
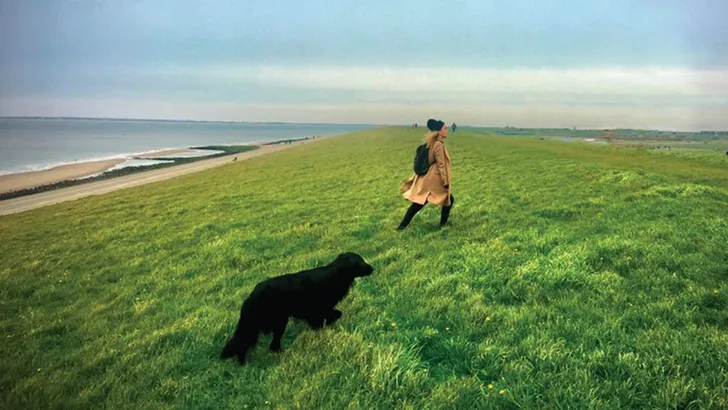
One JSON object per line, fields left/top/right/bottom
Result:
{"left": 439, "top": 195, "right": 454, "bottom": 228}
{"left": 398, "top": 202, "right": 425, "bottom": 230}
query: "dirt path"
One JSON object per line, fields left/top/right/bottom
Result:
{"left": 0, "top": 139, "right": 318, "bottom": 217}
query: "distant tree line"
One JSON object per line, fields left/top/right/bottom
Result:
{"left": 465, "top": 127, "right": 728, "bottom": 141}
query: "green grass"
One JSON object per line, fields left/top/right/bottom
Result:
{"left": 1, "top": 127, "right": 727, "bottom": 409}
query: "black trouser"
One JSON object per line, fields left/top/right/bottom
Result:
{"left": 399, "top": 195, "right": 454, "bottom": 228}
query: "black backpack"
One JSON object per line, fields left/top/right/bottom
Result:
{"left": 413, "top": 143, "right": 433, "bottom": 176}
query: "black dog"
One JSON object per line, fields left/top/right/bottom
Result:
{"left": 221, "top": 252, "right": 374, "bottom": 364}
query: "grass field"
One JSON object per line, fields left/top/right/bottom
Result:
{"left": 1, "top": 127, "right": 727, "bottom": 409}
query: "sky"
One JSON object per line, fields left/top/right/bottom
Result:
{"left": 1, "top": 0, "right": 727, "bottom": 130}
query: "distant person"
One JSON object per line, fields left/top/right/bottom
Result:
{"left": 452, "top": 123, "right": 457, "bottom": 132}
{"left": 397, "top": 119, "right": 453, "bottom": 230}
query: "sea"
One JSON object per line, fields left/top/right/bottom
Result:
{"left": 0, "top": 118, "right": 376, "bottom": 175}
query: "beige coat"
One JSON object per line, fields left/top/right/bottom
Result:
{"left": 400, "top": 139, "right": 452, "bottom": 206}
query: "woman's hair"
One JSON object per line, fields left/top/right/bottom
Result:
{"left": 424, "top": 131, "right": 440, "bottom": 148}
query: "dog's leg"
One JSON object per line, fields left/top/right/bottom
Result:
{"left": 236, "top": 331, "right": 260, "bottom": 365}
{"left": 305, "top": 315, "right": 326, "bottom": 330}
{"left": 269, "top": 316, "right": 289, "bottom": 352}
{"left": 221, "top": 336, "right": 239, "bottom": 359}
{"left": 221, "top": 332, "right": 257, "bottom": 365}
{"left": 325, "top": 309, "right": 343, "bottom": 326}
{"left": 222, "top": 319, "right": 260, "bottom": 365}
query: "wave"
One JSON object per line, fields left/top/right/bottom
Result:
{"left": 0, "top": 145, "right": 240, "bottom": 176}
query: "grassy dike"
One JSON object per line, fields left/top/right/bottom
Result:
{"left": 1, "top": 127, "right": 727, "bottom": 409}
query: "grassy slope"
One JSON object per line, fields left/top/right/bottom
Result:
{"left": 1, "top": 128, "right": 727, "bottom": 409}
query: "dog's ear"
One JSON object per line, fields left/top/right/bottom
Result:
{"left": 332, "top": 254, "right": 345, "bottom": 267}
{"left": 332, "top": 253, "right": 373, "bottom": 277}
{"left": 334, "top": 253, "right": 354, "bottom": 265}
{"left": 343, "top": 253, "right": 373, "bottom": 277}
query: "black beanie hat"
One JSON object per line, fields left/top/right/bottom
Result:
{"left": 427, "top": 119, "right": 445, "bottom": 132}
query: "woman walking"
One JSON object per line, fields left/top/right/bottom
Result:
{"left": 398, "top": 119, "right": 454, "bottom": 230}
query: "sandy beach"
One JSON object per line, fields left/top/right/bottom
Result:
{"left": 0, "top": 147, "right": 242, "bottom": 194}
{"left": 0, "top": 159, "right": 125, "bottom": 194}
{"left": 0, "top": 137, "right": 323, "bottom": 216}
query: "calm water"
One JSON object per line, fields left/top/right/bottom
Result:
{"left": 0, "top": 118, "right": 375, "bottom": 175}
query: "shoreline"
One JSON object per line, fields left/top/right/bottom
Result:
{"left": 0, "top": 137, "right": 318, "bottom": 199}
{"left": 0, "top": 159, "right": 126, "bottom": 195}
{"left": 0, "top": 136, "right": 326, "bottom": 214}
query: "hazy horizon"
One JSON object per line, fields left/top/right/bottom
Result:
{"left": 2, "top": 0, "right": 727, "bottom": 131}
{"left": 1, "top": 115, "right": 725, "bottom": 133}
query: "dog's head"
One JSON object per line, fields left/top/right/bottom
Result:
{"left": 333, "top": 252, "right": 374, "bottom": 277}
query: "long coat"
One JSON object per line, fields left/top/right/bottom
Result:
{"left": 400, "top": 139, "right": 452, "bottom": 206}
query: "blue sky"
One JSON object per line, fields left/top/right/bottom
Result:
{"left": 1, "top": 0, "right": 727, "bottom": 129}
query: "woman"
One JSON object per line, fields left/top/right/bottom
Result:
{"left": 397, "top": 118, "right": 454, "bottom": 230}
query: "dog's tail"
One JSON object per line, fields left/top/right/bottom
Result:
{"left": 221, "top": 305, "right": 261, "bottom": 362}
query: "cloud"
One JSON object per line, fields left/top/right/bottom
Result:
{"left": 130, "top": 64, "right": 728, "bottom": 101}
{"left": 194, "top": 65, "right": 728, "bottom": 96}
{"left": 2, "top": 64, "right": 726, "bottom": 130}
